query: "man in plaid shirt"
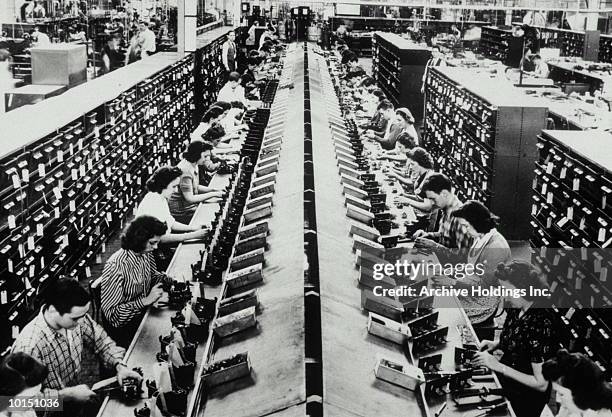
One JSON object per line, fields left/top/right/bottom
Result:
{"left": 413, "top": 173, "right": 475, "bottom": 252}
{"left": 12, "top": 277, "right": 141, "bottom": 415}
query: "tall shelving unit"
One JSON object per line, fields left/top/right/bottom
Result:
{"left": 600, "top": 34, "right": 612, "bottom": 64}
{"left": 479, "top": 26, "right": 515, "bottom": 63}
{"left": 0, "top": 31, "right": 231, "bottom": 354}
{"left": 371, "top": 32, "right": 431, "bottom": 121}
{"left": 423, "top": 66, "right": 548, "bottom": 240}
{"left": 531, "top": 129, "right": 612, "bottom": 379}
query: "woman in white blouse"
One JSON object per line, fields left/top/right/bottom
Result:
{"left": 136, "top": 166, "right": 209, "bottom": 243}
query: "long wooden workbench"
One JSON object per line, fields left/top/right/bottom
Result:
{"left": 308, "top": 47, "right": 428, "bottom": 417}
{"left": 309, "top": 47, "right": 514, "bottom": 417}
{"left": 95, "top": 160, "right": 234, "bottom": 417}
{"left": 96, "top": 42, "right": 307, "bottom": 417}
{"left": 192, "top": 43, "right": 307, "bottom": 417}
{"left": 95, "top": 41, "right": 523, "bottom": 417}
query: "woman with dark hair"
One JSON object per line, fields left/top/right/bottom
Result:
{"left": 202, "top": 123, "right": 240, "bottom": 156}
{"left": 374, "top": 107, "right": 418, "bottom": 154}
{"left": 135, "top": 166, "right": 209, "bottom": 243}
{"left": 392, "top": 147, "right": 436, "bottom": 213}
{"left": 343, "top": 51, "right": 366, "bottom": 81}
{"left": 432, "top": 200, "right": 511, "bottom": 336}
{"left": 470, "top": 260, "right": 555, "bottom": 417}
{"left": 220, "top": 101, "right": 248, "bottom": 134}
{"left": 211, "top": 100, "right": 232, "bottom": 112}
{"left": 0, "top": 352, "right": 47, "bottom": 416}
{"left": 190, "top": 105, "right": 226, "bottom": 142}
{"left": 98, "top": 215, "right": 171, "bottom": 347}
{"left": 543, "top": 349, "right": 612, "bottom": 417}
{"left": 169, "top": 141, "right": 225, "bottom": 223}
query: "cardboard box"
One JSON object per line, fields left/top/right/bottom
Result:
{"left": 202, "top": 353, "right": 251, "bottom": 387}
{"left": 218, "top": 289, "right": 258, "bottom": 316}
{"left": 212, "top": 306, "right": 257, "bottom": 337}
{"left": 230, "top": 248, "right": 265, "bottom": 271}
{"left": 237, "top": 221, "right": 269, "bottom": 240}
{"left": 243, "top": 203, "right": 272, "bottom": 224}
{"left": 367, "top": 312, "right": 412, "bottom": 344}
{"left": 225, "top": 263, "right": 264, "bottom": 289}
{"left": 234, "top": 233, "right": 267, "bottom": 256}
{"left": 361, "top": 289, "right": 404, "bottom": 321}
{"left": 374, "top": 358, "right": 425, "bottom": 391}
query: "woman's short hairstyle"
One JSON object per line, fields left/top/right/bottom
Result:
{"left": 494, "top": 260, "right": 549, "bottom": 302}
{"left": 0, "top": 353, "right": 47, "bottom": 411}
{"left": 183, "top": 141, "right": 213, "bottom": 163}
{"left": 543, "top": 349, "right": 612, "bottom": 411}
{"left": 146, "top": 166, "right": 182, "bottom": 193}
{"left": 3, "top": 352, "right": 47, "bottom": 388}
{"left": 260, "top": 41, "right": 274, "bottom": 52}
{"left": 121, "top": 215, "right": 168, "bottom": 252}
{"left": 396, "top": 107, "right": 415, "bottom": 124}
{"left": 377, "top": 99, "right": 394, "bottom": 112}
{"left": 372, "top": 89, "right": 385, "bottom": 101}
{"left": 202, "top": 106, "right": 225, "bottom": 123}
{"left": 359, "top": 77, "right": 376, "bottom": 87}
{"left": 228, "top": 72, "right": 241, "bottom": 82}
{"left": 211, "top": 101, "right": 231, "bottom": 112}
{"left": 452, "top": 200, "right": 500, "bottom": 234}
{"left": 407, "top": 147, "right": 434, "bottom": 170}
{"left": 202, "top": 124, "right": 225, "bottom": 143}
{"left": 342, "top": 51, "right": 358, "bottom": 64}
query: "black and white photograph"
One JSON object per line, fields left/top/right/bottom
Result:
{"left": 0, "top": 1, "right": 612, "bottom": 417}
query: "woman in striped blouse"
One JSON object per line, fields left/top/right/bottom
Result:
{"left": 99, "top": 216, "right": 171, "bottom": 347}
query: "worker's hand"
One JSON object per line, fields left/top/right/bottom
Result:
{"left": 412, "top": 230, "right": 428, "bottom": 239}
{"left": 431, "top": 275, "right": 455, "bottom": 287}
{"left": 190, "top": 228, "right": 209, "bottom": 240}
{"left": 393, "top": 196, "right": 408, "bottom": 205}
{"left": 143, "top": 283, "right": 164, "bottom": 306}
{"left": 116, "top": 364, "right": 142, "bottom": 386}
{"left": 60, "top": 384, "right": 97, "bottom": 402}
{"left": 472, "top": 351, "right": 501, "bottom": 372}
{"left": 414, "top": 237, "right": 441, "bottom": 249}
{"left": 479, "top": 339, "right": 499, "bottom": 352}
